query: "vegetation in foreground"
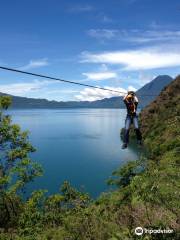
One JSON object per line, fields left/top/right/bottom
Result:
{"left": 0, "top": 76, "right": 180, "bottom": 240}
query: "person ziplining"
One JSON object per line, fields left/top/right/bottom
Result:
{"left": 122, "top": 91, "right": 142, "bottom": 149}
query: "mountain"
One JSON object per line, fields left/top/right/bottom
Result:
{"left": 136, "top": 75, "right": 173, "bottom": 107}
{"left": 0, "top": 75, "right": 173, "bottom": 109}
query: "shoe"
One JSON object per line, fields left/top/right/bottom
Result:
{"left": 122, "top": 143, "right": 127, "bottom": 149}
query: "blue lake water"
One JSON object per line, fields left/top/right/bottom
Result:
{"left": 9, "top": 109, "right": 139, "bottom": 198}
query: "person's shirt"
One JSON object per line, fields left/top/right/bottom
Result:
{"left": 123, "top": 94, "right": 139, "bottom": 116}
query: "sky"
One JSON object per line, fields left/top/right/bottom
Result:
{"left": 0, "top": 0, "right": 180, "bottom": 101}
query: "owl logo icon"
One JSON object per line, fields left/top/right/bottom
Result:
{"left": 135, "top": 227, "right": 143, "bottom": 236}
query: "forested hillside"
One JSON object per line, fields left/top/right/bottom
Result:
{"left": 0, "top": 76, "right": 179, "bottom": 240}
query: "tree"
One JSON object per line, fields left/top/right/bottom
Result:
{"left": 0, "top": 96, "right": 43, "bottom": 228}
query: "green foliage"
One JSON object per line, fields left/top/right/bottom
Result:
{"left": 0, "top": 96, "right": 12, "bottom": 109}
{"left": 107, "top": 160, "right": 144, "bottom": 188}
{"left": 60, "top": 181, "right": 90, "bottom": 208}
{"left": 0, "top": 96, "right": 43, "bottom": 229}
{"left": 18, "top": 190, "right": 46, "bottom": 236}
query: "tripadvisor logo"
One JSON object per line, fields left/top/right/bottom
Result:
{"left": 134, "top": 227, "right": 174, "bottom": 236}
{"left": 135, "top": 227, "right": 143, "bottom": 236}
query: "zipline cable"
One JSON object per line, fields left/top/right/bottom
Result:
{"left": 0, "top": 66, "right": 126, "bottom": 94}
{"left": 0, "top": 66, "right": 158, "bottom": 96}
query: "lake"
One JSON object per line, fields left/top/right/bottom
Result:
{"left": 9, "top": 109, "right": 139, "bottom": 198}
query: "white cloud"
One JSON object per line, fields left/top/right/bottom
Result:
{"left": 82, "top": 64, "right": 118, "bottom": 81}
{"left": 81, "top": 47, "right": 180, "bottom": 70}
{"left": 127, "top": 85, "right": 137, "bottom": 92}
{"left": 19, "top": 58, "right": 49, "bottom": 71}
{"left": 38, "top": 89, "right": 80, "bottom": 101}
{"left": 99, "top": 64, "right": 109, "bottom": 72}
{"left": 46, "top": 89, "right": 78, "bottom": 95}
{"left": 82, "top": 71, "right": 117, "bottom": 81}
{"left": 97, "top": 13, "right": 113, "bottom": 23}
{"left": 75, "top": 86, "right": 131, "bottom": 101}
{"left": 0, "top": 80, "right": 51, "bottom": 96}
{"left": 129, "top": 30, "right": 180, "bottom": 43}
{"left": 87, "top": 28, "right": 180, "bottom": 44}
{"left": 68, "top": 5, "right": 94, "bottom": 13}
{"left": 87, "top": 29, "right": 118, "bottom": 40}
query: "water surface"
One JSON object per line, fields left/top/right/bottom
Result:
{"left": 9, "top": 109, "right": 139, "bottom": 198}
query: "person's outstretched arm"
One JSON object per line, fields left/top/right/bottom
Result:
{"left": 134, "top": 96, "right": 139, "bottom": 110}
{"left": 123, "top": 94, "right": 129, "bottom": 103}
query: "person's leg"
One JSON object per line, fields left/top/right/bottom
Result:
{"left": 122, "top": 115, "right": 131, "bottom": 148}
{"left": 133, "top": 116, "right": 142, "bottom": 144}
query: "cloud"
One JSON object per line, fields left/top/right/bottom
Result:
{"left": 82, "top": 64, "right": 118, "bottom": 81}
{"left": 127, "top": 85, "right": 137, "bottom": 92}
{"left": 97, "top": 13, "right": 113, "bottom": 23}
{"left": 87, "top": 28, "right": 180, "bottom": 44}
{"left": 100, "top": 15, "right": 113, "bottom": 23}
{"left": 81, "top": 46, "right": 180, "bottom": 70}
{"left": 0, "top": 80, "right": 51, "bottom": 96}
{"left": 129, "top": 30, "right": 180, "bottom": 43}
{"left": 87, "top": 29, "right": 118, "bottom": 40}
{"left": 38, "top": 89, "right": 80, "bottom": 101}
{"left": 19, "top": 58, "right": 49, "bottom": 71}
{"left": 75, "top": 86, "right": 132, "bottom": 101}
{"left": 68, "top": 4, "right": 94, "bottom": 13}
{"left": 82, "top": 71, "right": 117, "bottom": 81}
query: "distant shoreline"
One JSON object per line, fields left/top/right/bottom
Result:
{"left": 8, "top": 107, "right": 127, "bottom": 110}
